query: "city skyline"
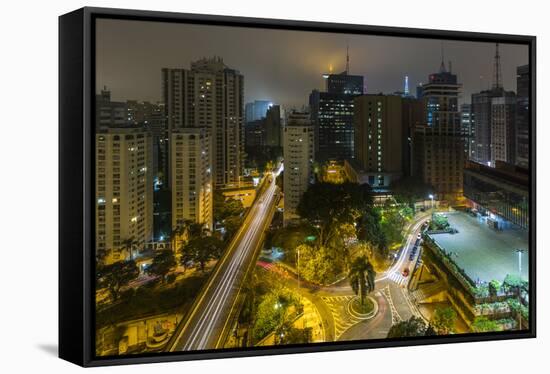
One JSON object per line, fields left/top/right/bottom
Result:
{"left": 96, "top": 19, "right": 528, "bottom": 108}
{"left": 93, "top": 17, "right": 531, "bottom": 357}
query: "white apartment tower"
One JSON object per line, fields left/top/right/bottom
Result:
{"left": 162, "top": 57, "right": 244, "bottom": 187}
{"left": 171, "top": 128, "right": 213, "bottom": 231}
{"left": 283, "top": 112, "right": 314, "bottom": 223}
{"left": 95, "top": 127, "right": 153, "bottom": 264}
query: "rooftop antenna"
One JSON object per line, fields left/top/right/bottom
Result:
{"left": 440, "top": 42, "right": 446, "bottom": 73}
{"left": 492, "top": 43, "right": 502, "bottom": 90}
{"left": 346, "top": 43, "right": 350, "bottom": 74}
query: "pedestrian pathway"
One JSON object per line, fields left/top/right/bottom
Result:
{"left": 387, "top": 271, "right": 409, "bottom": 287}
{"left": 380, "top": 285, "right": 403, "bottom": 324}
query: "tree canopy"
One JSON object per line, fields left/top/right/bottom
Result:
{"left": 97, "top": 260, "right": 139, "bottom": 301}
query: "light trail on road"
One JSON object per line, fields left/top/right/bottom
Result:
{"left": 169, "top": 169, "right": 280, "bottom": 352}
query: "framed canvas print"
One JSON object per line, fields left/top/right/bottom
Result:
{"left": 59, "top": 7, "right": 536, "bottom": 367}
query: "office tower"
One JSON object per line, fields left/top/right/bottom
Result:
{"left": 244, "top": 119, "right": 266, "bottom": 148}
{"left": 245, "top": 100, "right": 272, "bottom": 123}
{"left": 162, "top": 57, "right": 244, "bottom": 187}
{"left": 472, "top": 44, "right": 516, "bottom": 166}
{"left": 516, "top": 64, "right": 530, "bottom": 168}
{"left": 460, "top": 104, "right": 476, "bottom": 160}
{"left": 96, "top": 127, "right": 153, "bottom": 264}
{"left": 351, "top": 95, "right": 424, "bottom": 188}
{"left": 309, "top": 49, "right": 363, "bottom": 162}
{"left": 413, "top": 60, "right": 464, "bottom": 202}
{"left": 283, "top": 112, "right": 314, "bottom": 222}
{"left": 265, "top": 105, "right": 282, "bottom": 148}
{"left": 171, "top": 128, "right": 213, "bottom": 231}
{"left": 353, "top": 95, "right": 404, "bottom": 187}
{"left": 96, "top": 86, "right": 128, "bottom": 127}
{"left": 491, "top": 95, "right": 517, "bottom": 165}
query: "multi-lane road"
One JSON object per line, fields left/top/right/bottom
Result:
{"left": 168, "top": 168, "right": 281, "bottom": 352}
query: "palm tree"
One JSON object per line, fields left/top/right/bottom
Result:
{"left": 348, "top": 256, "right": 376, "bottom": 306}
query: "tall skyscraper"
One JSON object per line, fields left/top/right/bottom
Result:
{"left": 353, "top": 95, "right": 404, "bottom": 187}
{"left": 162, "top": 57, "right": 244, "bottom": 187}
{"left": 283, "top": 112, "right": 314, "bottom": 223}
{"left": 413, "top": 60, "right": 464, "bottom": 201}
{"left": 265, "top": 104, "right": 282, "bottom": 148}
{"left": 96, "top": 127, "right": 153, "bottom": 264}
{"left": 171, "top": 128, "right": 213, "bottom": 231}
{"left": 472, "top": 44, "right": 516, "bottom": 166}
{"left": 516, "top": 64, "right": 530, "bottom": 168}
{"left": 460, "top": 103, "right": 476, "bottom": 160}
{"left": 245, "top": 100, "right": 272, "bottom": 124}
{"left": 491, "top": 95, "right": 517, "bottom": 165}
{"left": 309, "top": 48, "right": 363, "bottom": 162}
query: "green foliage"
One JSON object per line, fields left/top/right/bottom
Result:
{"left": 297, "top": 182, "right": 372, "bottom": 247}
{"left": 488, "top": 280, "right": 501, "bottom": 298}
{"left": 471, "top": 316, "right": 502, "bottom": 333}
{"left": 97, "top": 260, "right": 139, "bottom": 301}
{"left": 357, "top": 208, "right": 388, "bottom": 258}
{"left": 430, "top": 213, "right": 450, "bottom": 230}
{"left": 276, "top": 324, "right": 312, "bottom": 345}
{"left": 390, "top": 177, "right": 433, "bottom": 207}
{"left": 387, "top": 316, "right": 429, "bottom": 338}
{"left": 181, "top": 236, "right": 224, "bottom": 272}
{"left": 296, "top": 244, "right": 340, "bottom": 284}
{"left": 253, "top": 290, "right": 297, "bottom": 341}
{"left": 379, "top": 200, "right": 406, "bottom": 247}
{"left": 431, "top": 306, "right": 457, "bottom": 335}
{"left": 348, "top": 256, "right": 376, "bottom": 306}
{"left": 213, "top": 191, "right": 245, "bottom": 224}
{"left": 96, "top": 273, "right": 209, "bottom": 328}
{"left": 146, "top": 250, "right": 176, "bottom": 282}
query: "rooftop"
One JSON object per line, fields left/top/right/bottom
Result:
{"left": 427, "top": 211, "right": 528, "bottom": 284}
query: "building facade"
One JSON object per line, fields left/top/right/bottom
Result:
{"left": 170, "top": 128, "right": 213, "bottom": 232}
{"left": 283, "top": 112, "right": 314, "bottom": 222}
{"left": 310, "top": 70, "right": 363, "bottom": 162}
{"left": 162, "top": 57, "right": 244, "bottom": 187}
{"left": 491, "top": 95, "right": 517, "bottom": 166}
{"left": 96, "top": 87, "right": 128, "bottom": 128}
{"left": 515, "top": 64, "right": 530, "bottom": 168}
{"left": 463, "top": 160, "right": 528, "bottom": 229}
{"left": 245, "top": 100, "right": 272, "bottom": 124}
{"left": 460, "top": 103, "right": 476, "bottom": 160}
{"left": 413, "top": 62, "right": 464, "bottom": 202}
{"left": 95, "top": 127, "right": 154, "bottom": 264}
{"left": 353, "top": 95, "right": 404, "bottom": 188}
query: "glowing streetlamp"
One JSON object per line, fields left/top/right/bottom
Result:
{"left": 516, "top": 248, "right": 526, "bottom": 276}
{"left": 429, "top": 194, "right": 434, "bottom": 210}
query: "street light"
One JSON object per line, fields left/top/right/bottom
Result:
{"left": 428, "top": 194, "right": 434, "bottom": 210}
{"left": 516, "top": 248, "right": 526, "bottom": 276}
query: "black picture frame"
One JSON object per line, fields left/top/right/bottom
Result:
{"left": 59, "top": 6, "right": 536, "bottom": 367}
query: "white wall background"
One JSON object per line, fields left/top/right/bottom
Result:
{"left": 0, "top": 0, "right": 546, "bottom": 372}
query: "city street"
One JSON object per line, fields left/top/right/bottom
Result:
{"left": 168, "top": 169, "right": 280, "bottom": 351}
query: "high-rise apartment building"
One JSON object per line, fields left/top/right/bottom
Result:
{"left": 491, "top": 95, "right": 517, "bottom": 165}
{"left": 460, "top": 104, "right": 476, "bottom": 160}
{"left": 516, "top": 64, "right": 529, "bottom": 168}
{"left": 413, "top": 61, "right": 464, "bottom": 201}
{"left": 265, "top": 104, "right": 282, "bottom": 148}
{"left": 96, "top": 87, "right": 128, "bottom": 128}
{"left": 283, "top": 112, "right": 314, "bottom": 222}
{"left": 171, "top": 128, "right": 213, "bottom": 231}
{"left": 96, "top": 127, "right": 153, "bottom": 264}
{"left": 162, "top": 57, "right": 244, "bottom": 187}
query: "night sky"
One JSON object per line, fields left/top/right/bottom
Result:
{"left": 96, "top": 18, "right": 529, "bottom": 109}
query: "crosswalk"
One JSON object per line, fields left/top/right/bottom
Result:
{"left": 322, "top": 295, "right": 365, "bottom": 340}
{"left": 386, "top": 271, "right": 409, "bottom": 287}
